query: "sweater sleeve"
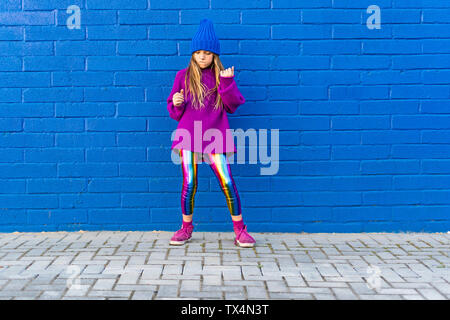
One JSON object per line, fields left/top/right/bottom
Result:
{"left": 218, "top": 75, "right": 245, "bottom": 114}
{"left": 167, "top": 71, "right": 186, "bottom": 121}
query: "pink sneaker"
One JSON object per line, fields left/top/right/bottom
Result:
{"left": 169, "top": 224, "right": 194, "bottom": 246}
{"left": 234, "top": 224, "right": 256, "bottom": 248}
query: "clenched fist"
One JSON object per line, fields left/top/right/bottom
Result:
{"left": 173, "top": 89, "right": 184, "bottom": 107}
{"left": 220, "top": 66, "right": 234, "bottom": 78}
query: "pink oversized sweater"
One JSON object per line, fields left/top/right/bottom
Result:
{"left": 167, "top": 66, "right": 245, "bottom": 156}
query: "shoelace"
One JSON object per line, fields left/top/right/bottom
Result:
{"left": 176, "top": 226, "right": 192, "bottom": 238}
{"left": 234, "top": 225, "right": 247, "bottom": 240}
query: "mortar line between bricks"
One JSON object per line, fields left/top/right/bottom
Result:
{"left": 1, "top": 236, "right": 23, "bottom": 246}
{"left": 430, "top": 281, "right": 450, "bottom": 297}
{"left": 419, "top": 239, "right": 433, "bottom": 249}
{"left": 10, "top": 274, "right": 35, "bottom": 292}
{"left": 383, "top": 263, "right": 412, "bottom": 290}
{"left": 124, "top": 255, "right": 131, "bottom": 272}
{"left": 243, "top": 283, "right": 248, "bottom": 299}
{"left": 58, "top": 282, "right": 70, "bottom": 299}
{"left": 130, "top": 240, "right": 139, "bottom": 254}
{"left": 345, "top": 241, "right": 359, "bottom": 253}
{"left": 89, "top": 245, "right": 102, "bottom": 263}
{"left": 125, "top": 269, "right": 143, "bottom": 291}
{"left": 5, "top": 240, "right": 27, "bottom": 250}
{"left": 360, "top": 252, "right": 382, "bottom": 271}
{"left": 281, "top": 275, "right": 290, "bottom": 295}
{"left": 406, "top": 240, "right": 422, "bottom": 251}
{"left": 417, "top": 257, "right": 438, "bottom": 276}
{"left": 346, "top": 279, "right": 362, "bottom": 300}
{"left": 219, "top": 243, "right": 224, "bottom": 266}
{"left": 371, "top": 250, "right": 388, "bottom": 264}
{"left": 429, "top": 254, "right": 446, "bottom": 268}
{"left": 416, "top": 287, "right": 430, "bottom": 300}
{"left": 24, "top": 238, "right": 50, "bottom": 253}
{"left": 35, "top": 289, "right": 45, "bottom": 300}
{"left": 81, "top": 265, "right": 95, "bottom": 299}
{"left": 332, "top": 243, "right": 343, "bottom": 257}
{"left": 319, "top": 246, "right": 330, "bottom": 262}
{"left": 35, "top": 270, "right": 64, "bottom": 300}
{"left": 221, "top": 272, "right": 225, "bottom": 299}
{"left": 112, "top": 243, "right": 121, "bottom": 257}
{"left": 16, "top": 247, "right": 32, "bottom": 262}
{"left": 155, "top": 285, "right": 160, "bottom": 300}
{"left": 262, "top": 279, "right": 269, "bottom": 299}
{"left": 0, "top": 278, "right": 7, "bottom": 291}
{"left": 359, "top": 239, "right": 370, "bottom": 249}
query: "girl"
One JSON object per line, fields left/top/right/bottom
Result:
{"left": 166, "top": 19, "right": 255, "bottom": 248}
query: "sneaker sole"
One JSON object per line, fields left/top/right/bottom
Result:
{"left": 169, "top": 238, "right": 191, "bottom": 246}
{"left": 235, "top": 239, "right": 255, "bottom": 248}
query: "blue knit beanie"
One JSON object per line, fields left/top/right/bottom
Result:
{"left": 191, "top": 18, "right": 220, "bottom": 55}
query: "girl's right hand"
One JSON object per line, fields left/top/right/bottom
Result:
{"left": 173, "top": 89, "right": 184, "bottom": 107}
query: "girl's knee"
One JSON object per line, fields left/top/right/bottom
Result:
{"left": 183, "top": 176, "right": 198, "bottom": 190}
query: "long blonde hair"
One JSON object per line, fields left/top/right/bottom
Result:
{"left": 183, "top": 53, "right": 225, "bottom": 111}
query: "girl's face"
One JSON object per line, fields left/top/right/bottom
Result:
{"left": 194, "top": 50, "right": 213, "bottom": 69}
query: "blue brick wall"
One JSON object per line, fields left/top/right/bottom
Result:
{"left": 0, "top": 0, "right": 449, "bottom": 233}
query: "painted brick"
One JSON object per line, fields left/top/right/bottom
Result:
{"left": 0, "top": 1, "right": 448, "bottom": 233}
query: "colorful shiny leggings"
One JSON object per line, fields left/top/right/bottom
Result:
{"left": 179, "top": 149, "right": 241, "bottom": 216}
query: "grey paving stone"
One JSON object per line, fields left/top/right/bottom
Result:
{"left": 92, "top": 279, "right": 116, "bottom": 291}
{"left": 139, "top": 279, "right": 178, "bottom": 286}
{"left": 117, "top": 271, "right": 141, "bottom": 285}
{"left": 162, "top": 274, "right": 200, "bottom": 280}
{"left": 88, "top": 290, "right": 132, "bottom": 298}
{"left": 284, "top": 276, "right": 307, "bottom": 287}
{"left": 378, "top": 288, "right": 418, "bottom": 295}
{"left": 402, "top": 294, "right": 425, "bottom": 300}
{"left": 131, "top": 291, "right": 156, "bottom": 300}
{"left": 63, "top": 285, "right": 90, "bottom": 297}
{"left": 269, "top": 292, "right": 313, "bottom": 300}
{"left": 38, "top": 290, "right": 65, "bottom": 299}
{"left": 180, "top": 279, "right": 200, "bottom": 291}
{"left": 178, "top": 290, "right": 222, "bottom": 299}
{"left": 313, "top": 293, "right": 336, "bottom": 300}
{"left": 0, "top": 290, "right": 41, "bottom": 298}
{"left": 332, "top": 288, "right": 359, "bottom": 300}
{"left": 224, "top": 280, "right": 264, "bottom": 287}
{"left": 431, "top": 282, "right": 450, "bottom": 295}
{"left": 265, "top": 280, "right": 289, "bottom": 292}
{"left": 359, "top": 294, "right": 403, "bottom": 300}
{"left": 203, "top": 275, "right": 222, "bottom": 286}
{"left": 224, "top": 291, "right": 246, "bottom": 299}
{"left": 0, "top": 231, "right": 447, "bottom": 300}
{"left": 417, "top": 288, "right": 447, "bottom": 300}
{"left": 203, "top": 285, "right": 244, "bottom": 293}
{"left": 247, "top": 285, "right": 268, "bottom": 299}
{"left": 316, "top": 263, "right": 340, "bottom": 277}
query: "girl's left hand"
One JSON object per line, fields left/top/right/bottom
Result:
{"left": 220, "top": 66, "right": 234, "bottom": 78}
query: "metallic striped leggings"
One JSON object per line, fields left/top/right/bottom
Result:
{"left": 179, "top": 149, "right": 242, "bottom": 216}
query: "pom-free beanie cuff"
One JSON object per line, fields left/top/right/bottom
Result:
{"left": 191, "top": 19, "right": 220, "bottom": 55}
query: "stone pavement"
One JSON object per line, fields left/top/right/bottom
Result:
{"left": 0, "top": 231, "right": 448, "bottom": 300}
